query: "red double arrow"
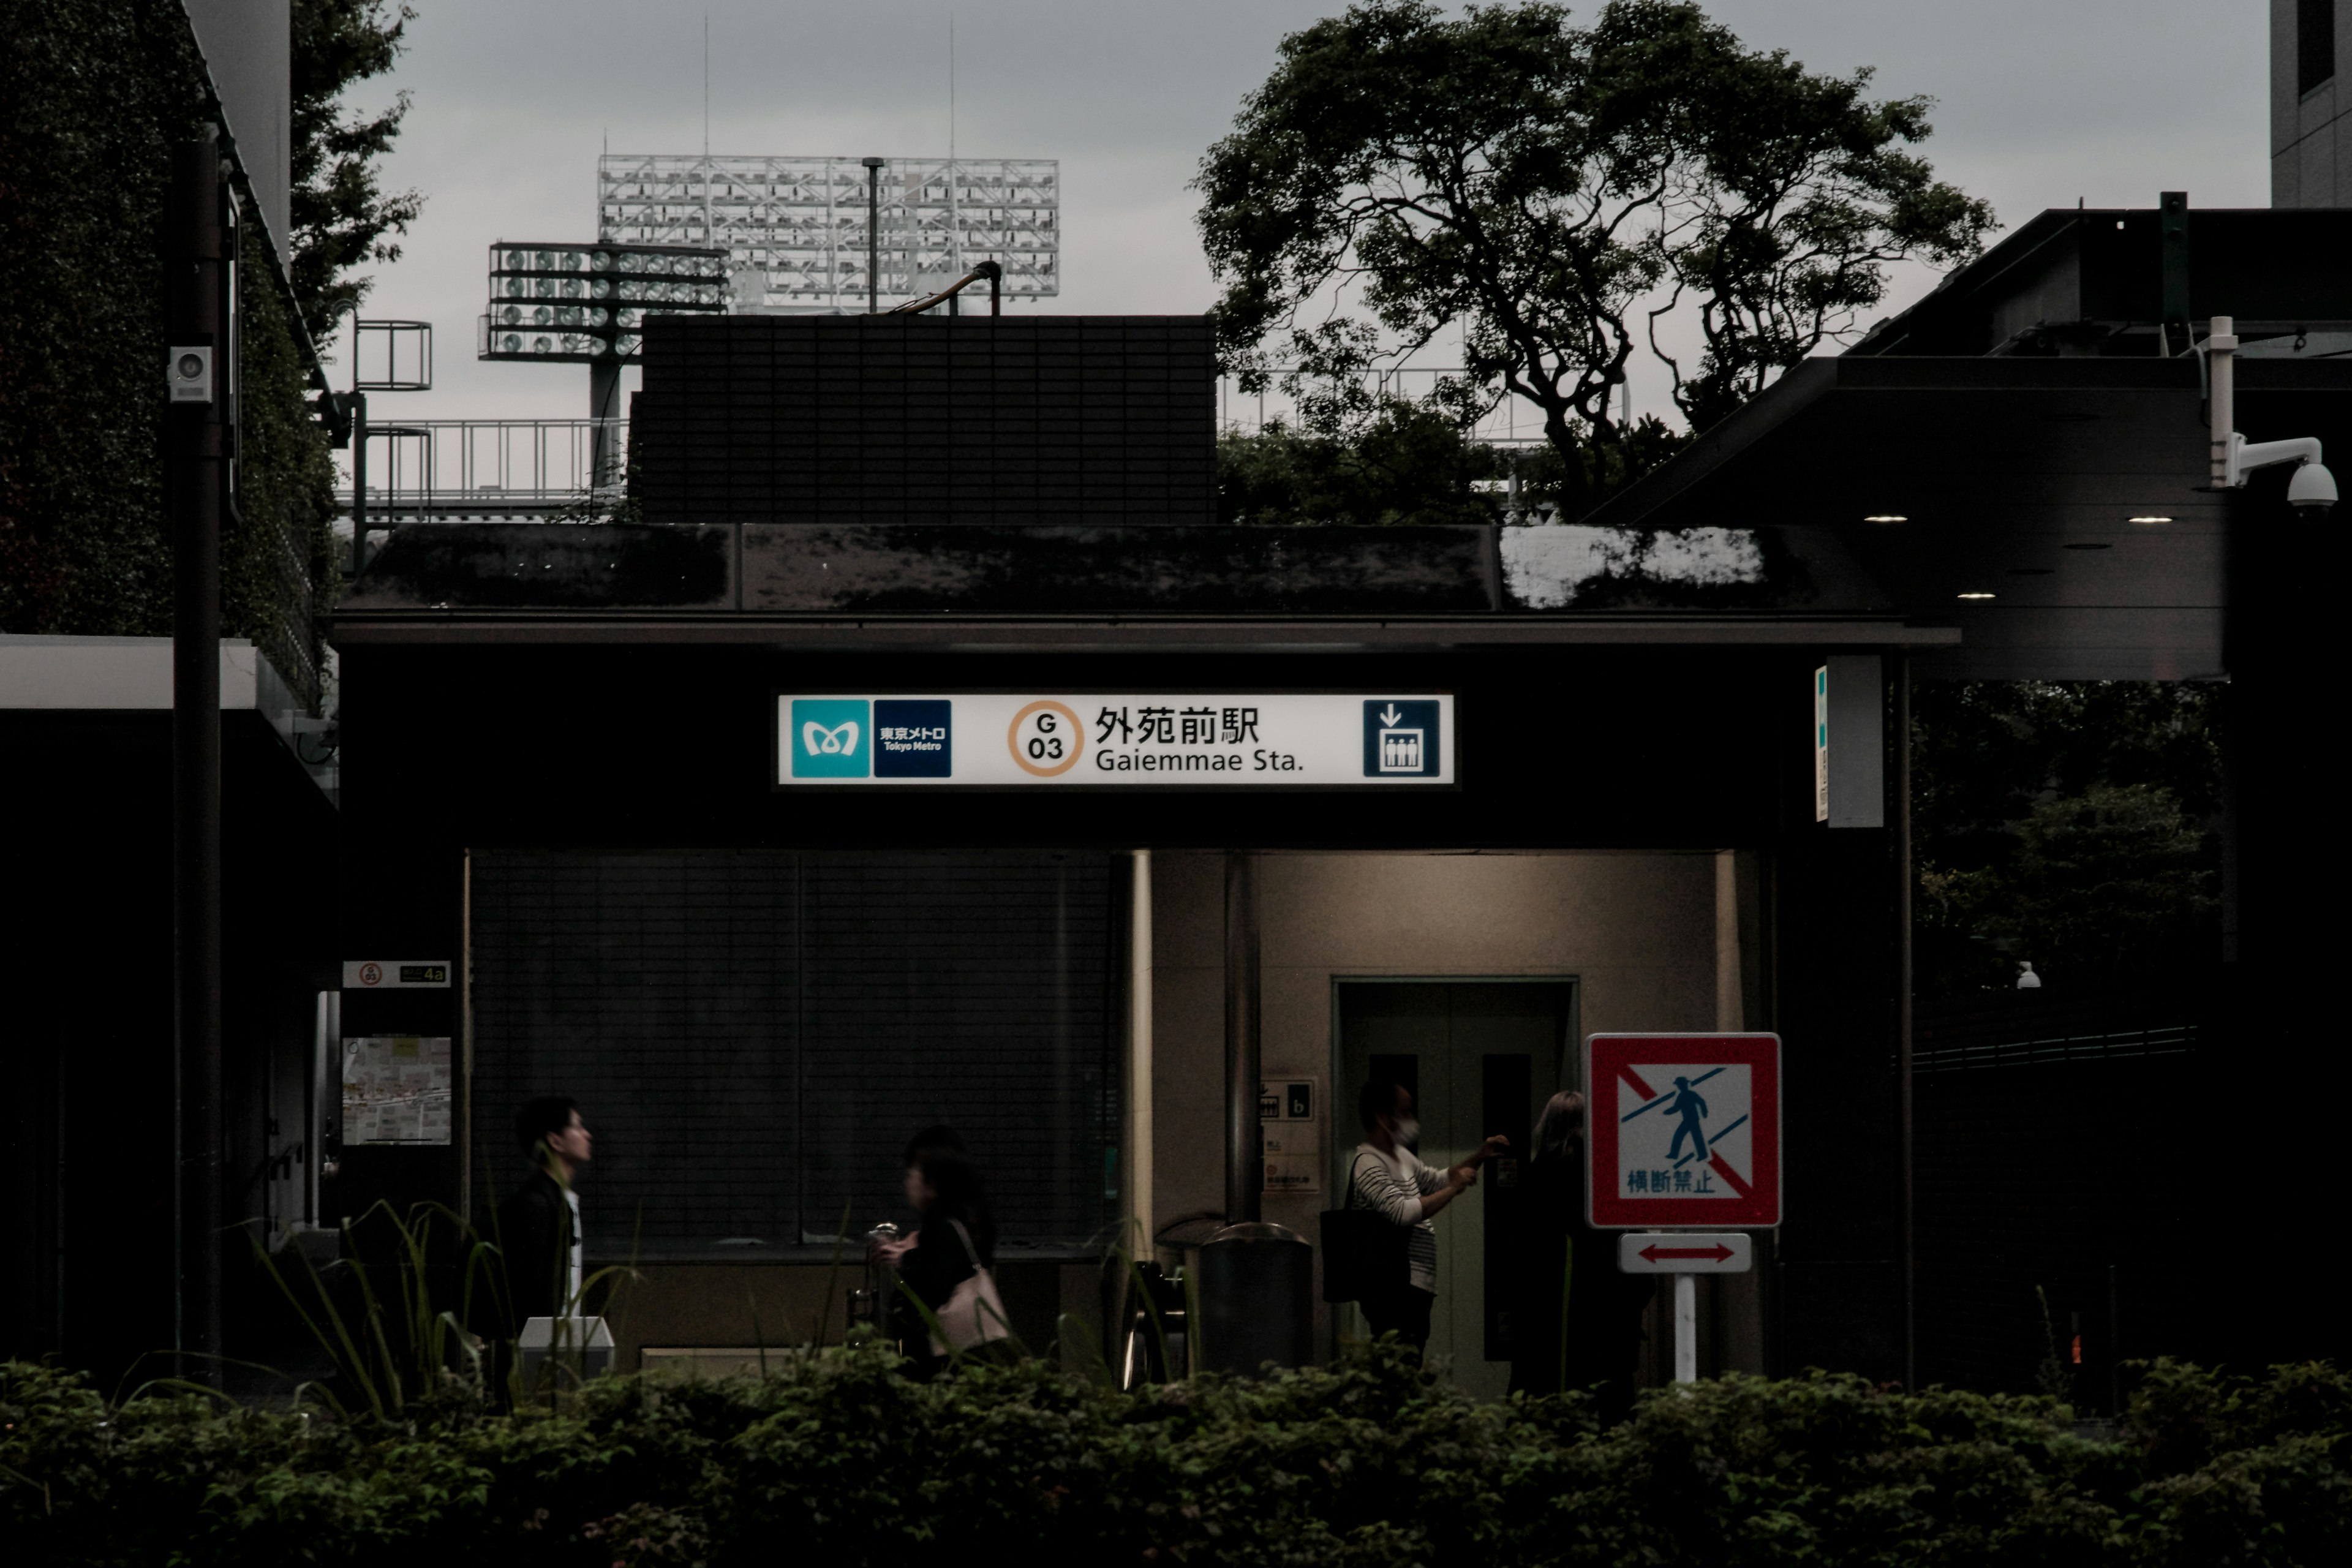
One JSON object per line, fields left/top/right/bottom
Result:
{"left": 1638, "top": 1242, "right": 1735, "bottom": 1264}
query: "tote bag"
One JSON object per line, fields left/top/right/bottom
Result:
{"left": 927, "top": 1219, "right": 1016, "bottom": 1356}
{"left": 1319, "top": 1150, "right": 1410, "bottom": 1303}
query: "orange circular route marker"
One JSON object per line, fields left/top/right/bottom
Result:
{"left": 1007, "top": 699, "right": 1084, "bottom": 777}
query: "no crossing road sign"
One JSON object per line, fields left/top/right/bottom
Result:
{"left": 1586, "top": 1033, "right": 1780, "bottom": 1230}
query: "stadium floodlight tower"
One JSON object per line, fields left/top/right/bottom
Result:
{"left": 595, "top": 154, "right": 1061, "bottom": 314}
{"left": 478, "top": 241, "right": 730, "bottom": 486}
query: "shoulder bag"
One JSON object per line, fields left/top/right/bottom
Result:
{"left": 927, "top": 1219, "right": 1016, "bottom": 1357}
{"left": 1319, "top": 1150, "right": 1411, "bottom": 1303}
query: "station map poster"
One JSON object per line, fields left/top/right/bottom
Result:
{"left": 342, "top": 1036, "right": 454, "bottom": 1145}
{"left": 776, "top": 693, "right": 1455, "bottom": 788}
{"left": 1261, "top": 1076, "right": 1322, "bottom": 1194}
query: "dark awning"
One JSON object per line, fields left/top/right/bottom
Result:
{"left": 1581, "top": 356, "right": 2352, "bottom": 680}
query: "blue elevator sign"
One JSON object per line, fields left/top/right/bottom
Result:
{"left": 1362, "top": 700, "right": 1441, "bottom": 777}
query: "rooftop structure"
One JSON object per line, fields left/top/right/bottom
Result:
{"left": 598, "top": 154, "right": 1060, "bottom": 313}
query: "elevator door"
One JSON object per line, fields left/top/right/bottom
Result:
{"left": 1335, "top": 981, "right": 1575, "bottom": 1398}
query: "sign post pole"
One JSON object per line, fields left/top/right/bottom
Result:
{"left": 1673, "top": 1273, "right": 1697, "bottom": 1384}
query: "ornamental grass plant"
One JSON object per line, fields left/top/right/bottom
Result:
{"left": 2, "top": 1346, "right": 2344, "bottom": 1566}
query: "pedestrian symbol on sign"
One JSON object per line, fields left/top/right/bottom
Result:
{"left": 1665, "top": 1077, "right": 1710, "bottom": 1161}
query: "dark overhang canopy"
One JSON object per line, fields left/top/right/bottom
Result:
{"left": 1583, "top": 204, "right": 2352, "bottom": 681}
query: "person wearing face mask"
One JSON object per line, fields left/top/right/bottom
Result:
{"left": 1345, "top": 1081, "right": 1509, "bottom": 1357}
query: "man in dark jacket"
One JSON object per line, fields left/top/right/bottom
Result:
{"left": 494, "top": 1096, "right": 593, "bottom": 1332}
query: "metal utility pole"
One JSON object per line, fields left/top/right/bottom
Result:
{"left": 1223, "top": 853, "right": 1262, "bottom": 1224}
{"left": 589, "top": 359, "right": 621, "bottom": 490}
{"left": 167, "top": 134, "right": 225, "bottom": 1382}
{"left": 349, "top": 391, "right": 368, "bottom": 575}
{"left": 863, "top": 157, "right": 885, "bottom": 312}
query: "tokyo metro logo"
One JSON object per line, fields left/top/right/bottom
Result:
{"left": 791, "top": 699, "right": 870, "bottom": 777}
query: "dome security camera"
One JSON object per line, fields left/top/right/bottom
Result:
{"left": 2288, "top": 459, "right": 2338, "bottom": 521}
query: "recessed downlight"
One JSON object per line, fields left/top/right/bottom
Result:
{"left": 2128, "top": 514, "right": 2174, "bottom": 524}
{"left": 1956, "top": 591, "right": 1997, "bottom": 600}
{"left": 1863, "top": 513, "right": 1909, "bottom": 523}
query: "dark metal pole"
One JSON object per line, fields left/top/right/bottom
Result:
{"left": 1894, "top": 656, "right": 1915, "bottom": 1392}
{"left": 1223, "top": 852, "right": 1262, "bottom": 1224}
{"left": 862, "top": 157, "right": 884, "bottom": 313}
{"left": 349, "top": 391, "right": 369, "bottom": 576}
{"left": 589, "top": 358, "right": 621, "bottom": 490}
{"left": 168, "top": 135, "right": 225, "bottom": 1382}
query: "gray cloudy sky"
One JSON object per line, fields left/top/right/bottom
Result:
{"left": 342, "top": 1, "right": 2271, "bottom": 423}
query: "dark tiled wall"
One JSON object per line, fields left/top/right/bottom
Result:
{"left": 630, "top": 314, "right": 1216, "bottom": 524}
{"left": 470, "top": 849, "right": 1118, "bottom": 1251}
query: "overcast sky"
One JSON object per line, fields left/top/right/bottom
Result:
{"left": 339, "top": 1, "right": 2272, "bottom": 425}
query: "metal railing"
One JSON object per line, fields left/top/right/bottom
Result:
{"left": 334, "top": 418, "right": 627, "bottom": 517}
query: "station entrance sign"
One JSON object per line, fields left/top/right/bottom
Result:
{"left": 1585, "top": 1033, "right": 1779, "bottom": 1230}
{"left": 774, "top": 693, "right": 1455, "bottom": 787}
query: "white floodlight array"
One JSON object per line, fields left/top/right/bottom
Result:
{"left": 597, "top": 155, "right": 1060, "bottom": 313}
{"left": 479, "top": 242, "right": 731, "bottom": 362}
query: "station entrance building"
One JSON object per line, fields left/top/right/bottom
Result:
{"left": 326, "top": 205, "right": 2352, "bottom": 1391}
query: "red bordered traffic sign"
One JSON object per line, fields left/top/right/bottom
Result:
{"left": 1585, "top": 1033, "right": 1780, "bottom": 1229}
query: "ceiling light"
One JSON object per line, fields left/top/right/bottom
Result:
{"left": 1863, "top": 514, "right": 1908, "bottom": 523}
{"left": 1956, "top": 591, "right": 1997, "bottom": 600}
{"left": 2127, "top": 515, "right": 2173, "bottom": 524}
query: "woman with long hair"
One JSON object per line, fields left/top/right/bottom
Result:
{"left": 1509, "top": 1090, "right": 1653, "bottom": 1419}
{"left": 871, "top": 1125, "right": 1011, "bottom": 1378}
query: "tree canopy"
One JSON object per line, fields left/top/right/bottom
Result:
{"left": 1196, "top": 0, "right": 1996, "bottom": 515}
{"left": 1912, "top": 681, "right": 2223, "bottom": 995}
{"left": 290, "top": 0, "right": 423, "bottom": 338}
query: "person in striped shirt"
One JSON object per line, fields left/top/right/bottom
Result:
{"left": 1346, "top": 1080, "right": 1509, "bottom": 1357}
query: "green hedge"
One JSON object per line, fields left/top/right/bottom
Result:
{"left": 3, "top": 1349, "right": 2344, "bottom": 1566}
{"left": 0, "top": 0, "right": 335, "bottom": 706}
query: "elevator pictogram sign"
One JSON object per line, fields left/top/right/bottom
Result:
{"left": 1585, "top": 1033, "right": 1780, "bottom": 1229}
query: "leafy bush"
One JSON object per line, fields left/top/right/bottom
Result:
{"left": 3, "top": 1351, "right": 2343, "bottom": 1566}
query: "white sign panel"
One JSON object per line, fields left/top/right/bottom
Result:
{"left": 1261, "top": 1076, "right": 1322, "bottom": 1194}
{"left": 343, "top": 960, "right": 453, "bottom": 989}
{"left": 1616, "top": 1232, "right": 1754, "bottom": 1274}
{"left": 774, "top": 694, "right": 1454, "bottom": 787}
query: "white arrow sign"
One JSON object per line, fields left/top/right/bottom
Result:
{"left": 1616, "top": 1232, "right": 1754, "bottom": 1274}
{"left": 1379, "top": 704, "right": 1403, "bottom": 726}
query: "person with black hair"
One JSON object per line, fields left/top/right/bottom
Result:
{"left": 1346, "top": 1081, "right": 1507, "bottom": 1357}
{"left": 1508, "top": 1090, "right": 1652, "bottom": 1417}
{"left": 495, "top": 1095, "right": 592, "bottom": 1331}
{"left": 871, "top": 1125, "right": 1010, "bottom": 1378}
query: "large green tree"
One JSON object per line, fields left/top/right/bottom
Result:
{"left": 1196, "top": 0, "right": 1995, "bottom": 515}
{"left": 1912, "top": 681, "right": 2224, "bottom": 995}
{"left": 290, "top": 0, "right": 423, "bottom": 337}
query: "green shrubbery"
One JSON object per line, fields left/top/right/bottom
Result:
{"left": 3, "top": 1348, "right": 2343, "bottom": 1566}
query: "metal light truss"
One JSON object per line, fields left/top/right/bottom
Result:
{"left": 597, "top": 155, "right": 1060, "bottom": 312}
{"left": 480, "top": 241, "right": 729, "bottom": 363}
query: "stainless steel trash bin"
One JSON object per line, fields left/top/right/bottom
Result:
{"left": 1197, "top": 1221, "right": 1313, "bottom": 1375}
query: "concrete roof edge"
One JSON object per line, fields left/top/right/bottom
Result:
{"left": 329, "top": 614, "right": 1959, "bottom": 650}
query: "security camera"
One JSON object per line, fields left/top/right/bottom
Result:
{"left": 2226, "top": 432, "right": 2336, "bottom": 518}
{"left": 2288, "top": 458, "right": 2338, "bottom": 521}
